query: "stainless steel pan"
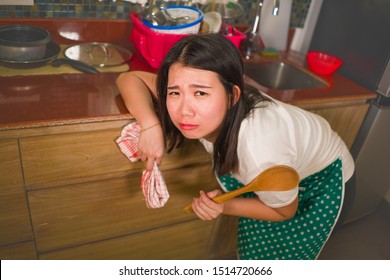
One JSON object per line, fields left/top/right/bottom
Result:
{"left": 0, "top": 41, "right": 60, "bottom": 68}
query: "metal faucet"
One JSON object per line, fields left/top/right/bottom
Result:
{"left": 272, "top": 0, "right": 280, "bottom": 16}
{"left": 240, "top": 0, "right": 280, "bottom": 59}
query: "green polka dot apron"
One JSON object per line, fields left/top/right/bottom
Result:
{"left": 218, "top": 158, "right": 344, "bottom": 260}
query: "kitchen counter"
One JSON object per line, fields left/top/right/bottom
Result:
{"left": 0, "top": 50, "right": 377, "bottom": 132}
{"left": 0, "top": 73, "right": 129, "bottom": 130}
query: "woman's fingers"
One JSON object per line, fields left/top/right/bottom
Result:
{"left": 146, "top": 157, "right": 155, "bottom": 171}
{"left": 155, "top": 156, "right": 162, "bottom": 166}
{"left": 206, "top": 189, "right": 222, "bottom": 198}
{"left": 192, "top": 191, "right": 223, "bottom": 220}
{"left": 137, "top": 128, "right": 165, "bottom": 170}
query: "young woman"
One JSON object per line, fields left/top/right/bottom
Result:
{"left": 116, "top": 34, "right": 354, "bottom": 260}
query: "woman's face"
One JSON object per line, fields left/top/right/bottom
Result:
{"left": 166, "top": 63, "right": 230, "bottom": 143}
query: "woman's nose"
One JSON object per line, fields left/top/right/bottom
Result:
{"left": 179, "top": 97, "right": 195, "bottom": 116}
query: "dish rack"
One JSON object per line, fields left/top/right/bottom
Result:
{"left": 129, "top": 13, "right": 246, "bottom": 69}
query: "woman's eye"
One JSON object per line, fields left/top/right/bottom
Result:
{"left": 168, "top": 91, "right": 179, "bottom": 96}
{"left": 195, "top": 91, "right": 207, "bottom": 96}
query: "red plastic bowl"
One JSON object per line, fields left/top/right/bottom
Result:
{"left": 307, "top": 51, "right": 343, "bottom": 76}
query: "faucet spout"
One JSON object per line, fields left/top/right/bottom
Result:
{"left": 250, "top": 0, "right": 264, "bottom": 35}
{"left": 272, "top": 0, "right": 280, "bottom": 16}
{"left": 240, "top": 0, "right": 281, "bottom": 59}
{"left": 240, "top": 0, "right": 265, "bottom": 59}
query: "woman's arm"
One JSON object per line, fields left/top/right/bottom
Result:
{"left": 192, "top": 190, "right": 298, "bottom": 222}
{"left": 116, "top": 71, "right": 158, "bottom": 129}
{"left": 223, "top": 196, "right": 298, "bottom": 221}
{"left": 116, "top": 71, "right": 164, "bottom": 170}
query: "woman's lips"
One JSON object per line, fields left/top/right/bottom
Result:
{"left": 179, "top": 123, "right": 198, "bottom": 130}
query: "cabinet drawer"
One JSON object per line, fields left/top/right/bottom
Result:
{"left": 0, "top": 139, "right": 24, "bottom": 187}
{"left": 20, "top": 128, "right": 211, "bottom": 190}
{"left": 0, "top": 139, "right": 34, "bottom": 246}
{"left": 40, "top": 219, "right": 214, "bottom": 260}
{"left": 309, "top": 103, "right": 369, "bottom": 149}
{"left": 0, "top": 241, "right": 37, "bottom": 260}
{"left": 29, "top": 163, "right": 218, "bottom": 252}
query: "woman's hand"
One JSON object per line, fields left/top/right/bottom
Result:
{"left": 116, "top": 71, "right": 164, "bottom": 171}
{"left": 192, "top": 189, "right": 223, "bottom": 221}
{"left": 138, "top": 123, "right": 165, "bottom": 171}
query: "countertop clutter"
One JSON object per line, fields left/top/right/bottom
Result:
{"left": 0, "top": 49, "right": 376, "bottom": 131}
{"left": 0, "top": 44, "right": 130, "bottom": 76}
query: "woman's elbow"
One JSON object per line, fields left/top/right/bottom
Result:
{"left": 276, "top": 198, "right": 298, "bottom": 221}
{"left": 279, "top": 209, "right": 297, "bottom": 221}
{"left": 116, "top": 72, "right": 130, "bottom": 89}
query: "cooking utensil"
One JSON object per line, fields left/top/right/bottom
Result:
{"left": 159, "top": 4, "right": 191, "bottom": 26}
{"left": 146, "top": 3, "right": 166, "bottom": 26}
{"left": 0, "top": 41, "right": 60, "bottom": 68}
{"left": 182, "top": 165, "right": 299, "bottom": 214}
{"left": 0, "top": 41, "right": 99, "bottom": 74}
{"left": 64, "top": 42, "right": 132, "bottom": 68}
{"left": 51, "top": 58, "right": 99, "bottom": 74}
{"left": 142, "top": 6, "right": 203, "bottom": 34}
{"left": 0, "top": 25, "right": 51, "bottom": 61}
{"left": 143, "top": 1, "right": 190, "bottom": 26}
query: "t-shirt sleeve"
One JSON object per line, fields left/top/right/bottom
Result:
{"left": 237, "top": 103, "right": 300, "bottom": 208}
{"left": 254, "top": 188, "right": 299, "bottom": 208}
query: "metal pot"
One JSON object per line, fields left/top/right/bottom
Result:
{"left": 0, "top": 25, "right": 51, "bottom": 62}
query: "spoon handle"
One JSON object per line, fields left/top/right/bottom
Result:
{"left": 212, "top": 187, "right": 251, "bottom": 203}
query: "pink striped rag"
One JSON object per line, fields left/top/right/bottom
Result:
{"left": 116, "top": 122, "right": 169, "bottom": 208}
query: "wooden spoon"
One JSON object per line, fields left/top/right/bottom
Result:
{"left": 182, "top": 165, "right": 300, "bottom": 214}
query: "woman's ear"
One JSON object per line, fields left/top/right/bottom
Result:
{"left": 232, "top": 85, "right": 241, "bottom": 106}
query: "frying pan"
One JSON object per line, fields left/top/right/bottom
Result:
{"left": 0, "top": 41, "right": 98, "bottom": 74}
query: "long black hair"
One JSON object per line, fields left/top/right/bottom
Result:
{"left": 157, "top": 34, "right": 270, "bottom": 176}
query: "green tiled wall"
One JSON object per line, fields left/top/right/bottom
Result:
{"left": 0, "top": 0, "right": 311, "bottom": 28}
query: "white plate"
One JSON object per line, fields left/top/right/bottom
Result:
{"left": 203, "top": 12, "right": 222, "bottom": 33}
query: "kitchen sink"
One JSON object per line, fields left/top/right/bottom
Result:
{"left": 244, "top": 61, "right": 328, "bottom": 90}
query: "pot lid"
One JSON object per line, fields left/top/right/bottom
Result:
{"left": 64, "top": 42, "right": 133, "bottom": 67}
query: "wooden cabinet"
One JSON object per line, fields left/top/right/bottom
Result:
{"left": 39, "top": 219, "right": 215, "bottom": 260}
{"left": 306, "top": 103, "right": 370, "bottom": 149}
{"left": 0, "top": 122, "right": 224, "bottom": 259}
{"left": 28, "top": 164, "right": 217, "bottom": 256}
{"left": 19, "top": 128, "right": 214, "bottom": 190}
{"left": 0, "top": 242, "right": 37, "bottom": 260}
{"left": 0, "top": 139, "right": 36, "bottom": 259}
{"left": 20, "top": 128, "right": 135, "bottom": 190}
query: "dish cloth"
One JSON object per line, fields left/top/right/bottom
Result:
{"left": 116, "top": 122, "right": 169, "bottom": 208}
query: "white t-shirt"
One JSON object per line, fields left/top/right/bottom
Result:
{"left": 200, "top": 97, "right": 354, "bottom": 208}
